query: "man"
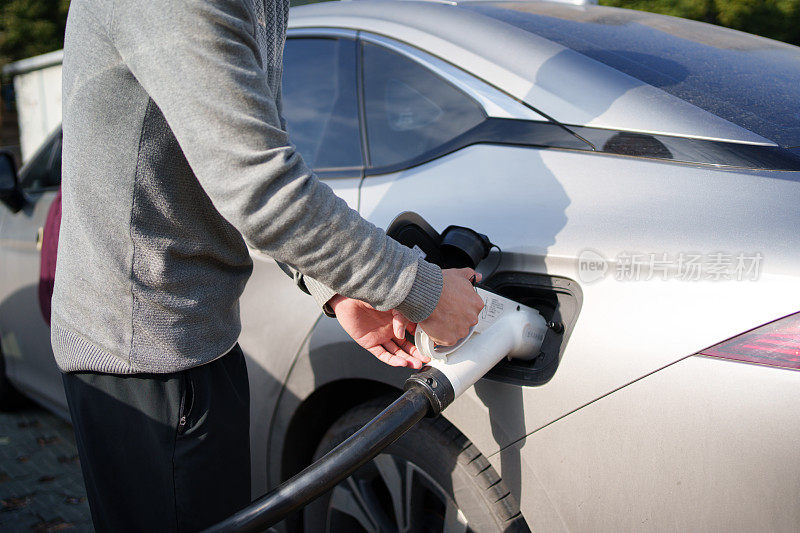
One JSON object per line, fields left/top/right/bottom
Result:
{"left": 53, "top": 0, "right": 484, "bottom": 531}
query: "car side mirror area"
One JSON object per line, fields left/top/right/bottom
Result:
{"left": 0, "top": 151, "right": 26, "bottom": 213}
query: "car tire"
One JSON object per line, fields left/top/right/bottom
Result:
{"left": 303, "top": 397, "right": 529, "bottom": 533}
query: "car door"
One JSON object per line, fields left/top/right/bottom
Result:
{"left": 0, "top": 128, "right": 64, "bottom": 411}
{"left": 237, "top": 29, "right": 370, "bottom": 496}
{"left": 354, "top": 33, "right": 579, "bottom": 450}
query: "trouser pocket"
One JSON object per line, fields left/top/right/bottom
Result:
{"left": 173, "top": 344, "right": 251, "bottom": 530}
{"left": 178, "top": 371, "right": 195, "bottom": 435}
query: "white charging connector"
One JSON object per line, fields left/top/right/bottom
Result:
{"left": 414, "top": 288, "right": 547, "bottom": 398}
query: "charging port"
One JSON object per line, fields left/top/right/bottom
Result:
{"left": 384, "top": 211, "right": 581, "bottom": 386}
{"left": 483, "top": 272, "right": 582, "bottom": 386}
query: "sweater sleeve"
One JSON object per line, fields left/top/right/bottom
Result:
{"left": 107, "top": 0, "right": 442, "bottom": 321}
{"left": 297, "top": 258, "right": 440, "bottom": 321}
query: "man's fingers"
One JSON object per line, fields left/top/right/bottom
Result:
{"left": 383, "top": 340, "right": 424, "bottom": 369}
{"left": 426, "top": 333, "right": 449, "bottom": 347}
{"left": 392, "top": 313, "right": 407, "bottom": 340}
{"left": 369, "top": 345, "right": 407, "bottom": 367}
{"left": 386, "top": 341, "right": 423, "bottom": 369}
{"left": 399, "top": 337, "right": 426, "bottom": 362}
{"left": 392, "top": 332, "right": 430, "bottom": 365}
{"left": 369, "top": 340, "right": 428, "bottom": 369}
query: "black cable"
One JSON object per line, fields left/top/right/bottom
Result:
{"left": 202, "top": 386, "right": 432, "bottom": 533}
{"left": 487, "top": 243, "right": 503, "bottom": 279}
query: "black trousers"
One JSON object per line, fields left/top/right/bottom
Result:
{"left": 62, "top": 344, "right": 251, "bottom": 532}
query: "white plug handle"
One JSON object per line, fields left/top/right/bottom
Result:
{"left": 416, "top": 290, "right": 547, "bottom": 398}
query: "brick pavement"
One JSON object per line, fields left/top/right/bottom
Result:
{"left": 0, "top": 405, "right": 92, "bottom": 532}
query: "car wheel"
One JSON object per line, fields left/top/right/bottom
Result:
{"left": 303, "top": 397, "right": 529, "bottom": 533}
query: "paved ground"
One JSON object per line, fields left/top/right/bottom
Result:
{"left": 0, "top": 403, "right": 92, "bottom": 532}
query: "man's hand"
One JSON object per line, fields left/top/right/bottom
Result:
{"left": 330, "top": 295, "right": 430, "bottom": 369}
{"left": 419, "top": 268, "right": 484, "bottom": 346}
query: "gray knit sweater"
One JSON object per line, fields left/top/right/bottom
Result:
{"left": 52, "top": 0, "right": 443, "bottom": 374}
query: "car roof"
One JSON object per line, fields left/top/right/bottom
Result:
{"left": 290, "top": 0, "right": 799, "bottom": 146}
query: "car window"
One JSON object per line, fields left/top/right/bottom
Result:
{"left": 282, "top": 38, "right": 362, "bottom": 170}
{"left": 362, "top": 42, "right": 485, "bottom": 169}
{"left": 18, "top": 129, "right": 61, "bottom": 191}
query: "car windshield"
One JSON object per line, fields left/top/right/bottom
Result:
{"left": 464, "top": 2, "right": 800, "bottom": 148}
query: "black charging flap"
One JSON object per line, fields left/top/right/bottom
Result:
{"left": 386, "top": 212, "right": 445, "bottom": 267}
{"left": 386, "top": 212, "right": 492, "bottom": 269}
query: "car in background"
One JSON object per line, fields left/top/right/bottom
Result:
{"left": 2, "top": 1, "right": 800, "bottom": 530}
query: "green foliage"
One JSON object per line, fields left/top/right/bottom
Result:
{"left": 0, "top": 0, "right": 70, "bottom": 72}
{"left": 600, "top": 0, "right": 800, "bottom": 45}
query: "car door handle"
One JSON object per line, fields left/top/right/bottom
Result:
{"left": 36, "top": 227, "right": 43, "bottom": 251}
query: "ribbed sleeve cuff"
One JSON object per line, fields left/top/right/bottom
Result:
{"left": 395, "top": 258, "right": 443, "bottom": 323}
{"left": 303, "top": 275, "right": 338, "bottom": 317}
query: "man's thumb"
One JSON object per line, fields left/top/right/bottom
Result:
{"left": 392, "top": 311, "right": 408, "bottom": 339}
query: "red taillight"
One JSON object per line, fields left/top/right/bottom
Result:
{"left": 700, "top": 312, "right": 800, "bottom": 370}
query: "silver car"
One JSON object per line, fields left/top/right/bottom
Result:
{"left": 1, "top": 0, "right": 800, "bottom": 531}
